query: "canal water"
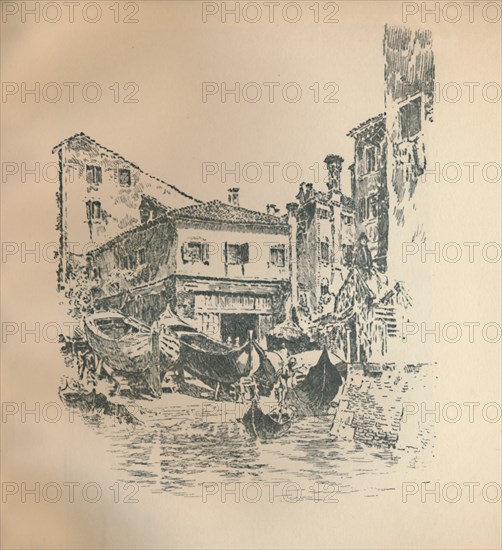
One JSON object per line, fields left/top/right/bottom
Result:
{"left": 81, "top": 392, "right": 428, "bottom": 501}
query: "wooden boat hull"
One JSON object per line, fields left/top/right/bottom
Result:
{"left": 178, "top": 335, "right": 277, "bottom": 396}
{"left": 84, "top": 312, "right": 179, "bottom": 377}
{"left": 286, "top": 348, "right": 344, "bottom": 417}
{"left": 158, "top": 305, "right": 277, "bottom": 395}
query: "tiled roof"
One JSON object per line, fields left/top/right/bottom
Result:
{"left": 89, "top": 198, "right": 288, "bottom": 256}
{"left": 347, "top": 113, "right": 386, "bottom": 138}
{"left": 88, "top": 213, "right": 171, "bottom": 255}
{"left": 171, "top": 200, "right": 288, "bottom": 226}
{"left": 140, "top": 194, "right": 170, "bottom": 213}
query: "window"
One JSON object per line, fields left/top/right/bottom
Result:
{"left": 320, "top": 241, "right": 330, "bottom": 262}
{"left": 399, "top": 97, "right": 421, "bottom": 139}
{"left": 368, "top": 225, "right": 378, "bottom": 242}
{"left": 226, "top": 244, "right": 240, "bottom": 265}
{"left": 270, "top": 245, "right": 285, "bottom": 267}
{"left": 138, "top": 248, "right": 146, "bottom": 265}
{"left": 358, "top": 198, "right": 367, "bottom": 222}
{"left": 120, "top": 254, "right": 137, "bottom": 270}
{"left": 365, "top": 146, "right": 377, "bottom": 173}
{"left": 181, "top": 242, "right": 210, "bottom": 264}
{"left": 319, "top": 208, "right": 329, "bottom": 220}
{"left": 86, "top": 165, "right": 102, "bottom": 184}
{"left": 224, "top": 243, "right": 249, "bottom": 265}
{"left": 118, "top": 168, "right": 131, "bottom": 186}
{"left": 367, "top": 195, "right": 378, "bottom": 218}
{"left": 321, "top": 278, "right": 329, "bottom": 296}
{"left": 86, "top": 200, "right": 102, "bottom": 220}
{"left": 342, "top": 244, "right": 353, "bottom": 266}
{"left": 187, "top": 242, "right": 202, "bottom": 262}
{"left": 342, "top": 214, "right": 352, "bottom": 225}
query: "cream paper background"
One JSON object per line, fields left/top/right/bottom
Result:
{"left": 1, "top": 1, "right": 501, "bottom": 548}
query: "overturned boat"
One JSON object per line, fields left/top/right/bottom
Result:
{"left": 287, "top": 348, "right": 345, "bottom": 417}
{"left": 84, "top": 311, "right": 180, "bottom": 395}
{"left": 241, "top": 401, "right": 292, "bottom": 440}
{"left": 159, "top": 306, "right": 277, "bottom": 396}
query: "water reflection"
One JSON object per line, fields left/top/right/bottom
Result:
{"left": 84, "top": 395, "right": 425, "bottom": 500}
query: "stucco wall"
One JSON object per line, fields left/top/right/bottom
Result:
{"left": 175, "top": 221, "right": 290, "bottom": 282}
{"left": 58, "top": 135, "right": 196, "bottom": 254}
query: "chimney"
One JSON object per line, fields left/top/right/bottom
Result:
{"left": 228, "top": 188, "right": 239, "bottom": 206}
{"left": 296, "top": 182, "right": 305, "bottom": 203}
{"left": 324, "top": 154, "right": 344, "bottom": 192}
{"left": 266, "top": 204, "right": 279, "bottom": 216}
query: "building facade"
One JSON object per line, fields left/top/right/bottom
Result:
{"left": 88, "top": 191, "right": 291, "bottom": 345}
{"left": 287, "top": 156, "right": 354, "bottom": 321}
{"left": 347, "top": 113, "right": 389, "bottom": 272}
{"left": 383, "top": 25, "right": 434, "bottom": 281}
{"left": 54, "top": 133, "right": 197, "bottom": 288}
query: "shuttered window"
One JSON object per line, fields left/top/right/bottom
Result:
{"left": 181, "top": 242, "right": 210, "bottom": 264}
{"left": 224, "top": 243, "right": 250, "bottom": 265}
{"left": 86, "top": 200, "right": 101, "bottom": 220}
{"left": 399, "top": 97, "right": 421, "bottom": 139}
{"left": 86, "top": 165, "right": 102, "bottom": 184}
{"left": 270, "top": 245, "right": 285, "bottom": 267}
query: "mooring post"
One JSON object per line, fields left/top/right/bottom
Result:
{"left": 149, "top": 322, "right": 162, "bottom": 397}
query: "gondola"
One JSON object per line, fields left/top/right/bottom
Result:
{"left": 287, "top": 348, "right": 345, "bottom": 417}
{"left": 241, "top": 400, "right": 292, "bottom": 440}
{"left": 159, "top": 306, "right": 277, "bottom": 396}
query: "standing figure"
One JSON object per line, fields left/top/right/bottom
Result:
{"left": 353, "top": 233, "right": 373, "bottom": 276}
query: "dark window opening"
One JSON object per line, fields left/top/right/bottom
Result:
{"left": 321, "top": 278, "right": 329, "bottom": 296}
{"left": 226, "top": 244, "right": 241, "bottom": 265}
{"left": 86, "top": 165, "right": 102, "bottom": 184}
{"left": 400, "top": 97, "right": 422, "bottom": 139}
{"left": 182, "top": 242, "right": 210, "bottom": 264}
{"left": 365, "top": 146, "right": 377, "bottom": 173}
{"left": 86, "top": 200, "right": 102, "bottom": 220}
{"left": 224, "top": 243, "right": 249, "bottom": 265}
{"left": 342, "top": 244, "right": 353, "bottom": 266}
{"left": 118, "top": 168, "right": 132, "bottom": 187}
{"left": 320, "top": 241, "right": 330, "bottom": 262}
{"left": 358, "top": 198, "right": 367, "bottom": 222}
{"left": 270, "top": 245, "right": 285, "bottom": 267}
{"left": 367, "top": 195, "right": 378, "bottom": 218}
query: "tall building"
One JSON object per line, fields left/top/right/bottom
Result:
{"left": 53, "top": 133, "right": 197, "bottom": 288}
{"left": 347, "top": 113, "right": 389, "bottom": 272}
{"left": 383, "top": 25, "right": 435, "bottom": 363}
{"left": 383, "top": 25, "right": 434, "bottom": 281}
{"left": 287, "top": 156, "right": 353, "bottom": 320}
